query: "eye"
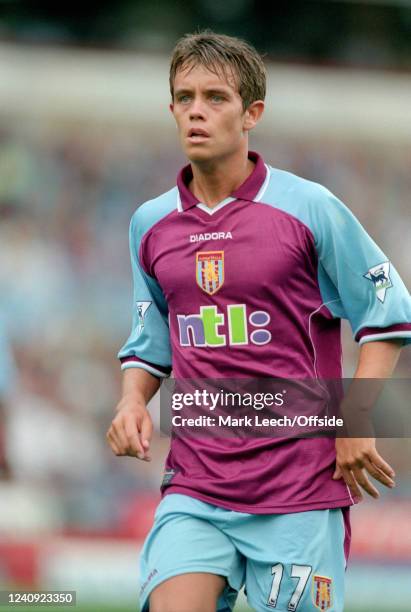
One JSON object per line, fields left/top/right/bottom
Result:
{"left": 177, "top": 94, "right": 191, "bottom": 104}
{"left": 211, "top": 94, "right": 224, "bottom": 103}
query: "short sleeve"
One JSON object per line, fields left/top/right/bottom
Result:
{"left": 313, "top": 190, "right": 411, "bottom": 345}
{"left": 118, "top": 212, "right": 172, "bottom": 377}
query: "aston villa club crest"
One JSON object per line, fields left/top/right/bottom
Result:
{"left": 196, "top": 251, "right": 224, "bottom": 295}
{"left": 364, "top": 261, "right": 393, "bottom": 303}
{"left": 312, "top": 575, "right": 332, "bottom": 610}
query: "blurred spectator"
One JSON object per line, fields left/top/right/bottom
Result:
{"left": 0, "top": 316, "right": 16, "bottom": 480}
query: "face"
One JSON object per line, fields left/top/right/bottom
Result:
{"left": 170, "top": 63, "right": 263, "bottom": 164}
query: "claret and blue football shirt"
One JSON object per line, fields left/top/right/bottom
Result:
{"left": 118, "top": 151, "right": 411, "bottom": 513}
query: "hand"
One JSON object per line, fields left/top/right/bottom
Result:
{"left": 106, "top": 395, "right": 153, "bottom": 461}
{"left": 333, "top": 438, "right": 395, "bottom": 500}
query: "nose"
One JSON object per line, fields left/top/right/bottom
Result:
{"left": 189, "top": 97, "right": 206, "bottom": 121}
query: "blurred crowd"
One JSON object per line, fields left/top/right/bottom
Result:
{"left": 0, "top": 119, "right": 410, "bottom": 536}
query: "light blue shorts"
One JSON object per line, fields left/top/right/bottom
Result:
{"left": 139, "top": 494, "right": 347, "bottom": 611}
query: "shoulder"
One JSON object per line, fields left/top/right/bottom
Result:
{"left": 264, "top": 166, "right": 355, "bottom": 234}
{"left": 131, "top": 186, "right": 178, "bottom": 239}
{"left": 266, "top": 166, "right": 337, "bottom": 206}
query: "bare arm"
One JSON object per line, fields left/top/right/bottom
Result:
{"left": 106, "top": 368, "right": 161, "bottom": 462}
{"left": 333, "top": 339, "right": 403, "bottom": 499}
{"left": 353, "top": 339, "right": 402, "bottom": 378}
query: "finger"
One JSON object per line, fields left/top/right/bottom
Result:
{"left": 352, "top": 466, "right": 379, "bottom": 499}
{"left": 106, "top": 426, "right": 123, "bottom": 452}
{"left": 111, "top": 443, "right": 123, "bottom": 456}
{"left": 124, "top": 414, "right": 146, "bottom": 458}
{"left": 332, "top": 465, "right": 342, "bottom": 480}
{"left": 340, "top": 467, "right": 363, "bottom": 501}
{"left": 140, "top": 415, "right": 153, "bottom": 450}
{"left": 367, "top": 451, "right": 395, "bottom": 478}
{"left": 109, "top": 427, "right": 150, "bottom": 461}
{"left": 363, "top": 458, "right": 395, "bottom": 488}
{"left": 106, "top": 431, "right": 124, "bottom": 456}
{"left": 111, "top": 419, "right": 131, "bottom": 453}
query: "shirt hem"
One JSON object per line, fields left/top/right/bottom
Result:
{"left": 162, "top": 485, "right": 357, "bottom": 514}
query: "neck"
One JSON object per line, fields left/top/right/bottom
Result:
{"left": 189, "top": 147, "right": 254, "bottom": 208}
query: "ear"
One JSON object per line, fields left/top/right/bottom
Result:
{"left": 169, "top": 102, "right": 174, "bottom": 114}
{"left": 243, "top": 100, "right": 265, "bottom": 132}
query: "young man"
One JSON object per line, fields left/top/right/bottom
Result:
{"left": 107, "top": 32, "right": 411, "bottom": 612}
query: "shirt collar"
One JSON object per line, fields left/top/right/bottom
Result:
{"left": 177, "top": 151, "right": 267, "bottom": 212}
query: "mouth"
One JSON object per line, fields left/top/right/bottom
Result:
{"left": 187, "top": 128, "right": 210, "bottom": 142}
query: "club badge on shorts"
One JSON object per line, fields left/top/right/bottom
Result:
{"left": 312, "top": 575, "right": 332, "bottom": 610}
{"left": 196, "top": 251, "right": 224, "bottom": 295}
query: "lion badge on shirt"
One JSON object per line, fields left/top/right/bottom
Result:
{"left": 364, "top": 261, "right": 393, "bottom": 303}
{"left": 136, "top": 301, "right": 152, "bottom": 333}
{"left": 196, "top": 251, "right": 224, "bottom": 295}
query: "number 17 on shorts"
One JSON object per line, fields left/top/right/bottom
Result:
{"left": 266, "top": 564, "right": 335, "bottom": 611}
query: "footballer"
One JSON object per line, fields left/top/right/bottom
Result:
{"left": 107, "top": 31, "right": 411, "bottom": 612}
